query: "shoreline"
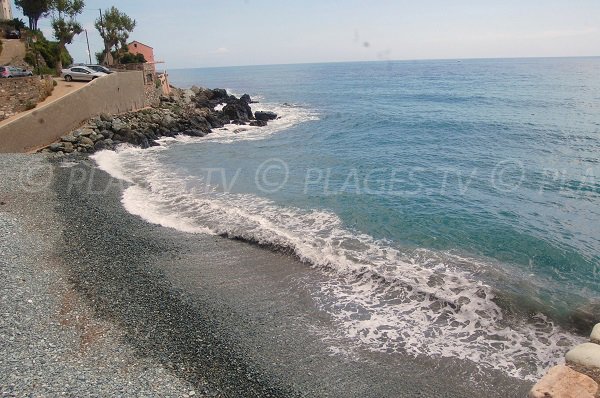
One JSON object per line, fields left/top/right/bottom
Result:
{"left": 0, "top": 154, "right": 534, "bottom": 397}
{"left": 1, "top": 80, "right": 595, "bottom": 396}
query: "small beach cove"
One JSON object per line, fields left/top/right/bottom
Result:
{"left": 1, "top": 154, "right": 534, "bottom": 397}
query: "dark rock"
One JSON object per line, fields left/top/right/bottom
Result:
{"left": 223, "top": 99, "right": 254, "bottom": 122}
{"left": 94, "top": 140, "right": 108, "bottom": 151}
{"left": 205, "top": 113, "right": 224, "bottom": 129}
{"left": 79, "top": 136, "right": 94, "bottom": 147}
{"left": 250, "top": 120, "right": 268, "bottom": 127}
{"left": 100, "top": 113, "right": 113, "bottom": 122}
{"left": 49, "top": 143, "right": 63, "bottom": 152}
{"left": 211, "top": 88, "right": 228, "bottom": 102}
{"left": 254, "top": 111, "right": 278, "bottom": 121}
{"left": 189, "top": 116, "right": 212, "bottom": 133}
{"left": 63, "top": 142, "right": 75, "bottom": 153}
{"left": 240, "top": 94, "right": 252, "bottom": 103}
{"left": 61, "top": 135, "right": 77, "bottom": 143}
{"left": 100, "top": 130, "right": 113, "bottom": 139}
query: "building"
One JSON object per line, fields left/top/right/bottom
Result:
{"left": 0, "top": 0, "right": 13, "bottom": 20}
{"left": 127, "top": 41, "right": 155, "bottom": 65}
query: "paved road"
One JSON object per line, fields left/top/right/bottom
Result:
{"left": 0, "top": 39, "right": 26, "bottom": 65}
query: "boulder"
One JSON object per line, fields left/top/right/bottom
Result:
{"left": 94, "top": 140, "right": 108, "bottom": 151}
{"left": 90, "top": 133, "right": 104, "bottom": 142}
{"left": 60, "top": 135, "right": 77, "bottom": 143}
{"left": 76, "top": 128, "right": 94, "bottom": 137}
{"left": 591, "top": 324, "right": 600, "bottom": 344}
{"left": 111, "top": 118, "right": 127, "bottom": 132}
{"left": 78, "top": 136, "right": 94, "bottom": 147}
{"left": 566, "top": 343, "right": 600, "bottom": 370}
{"left": 529, "top": 365, "right": 598, "bottom": 398}
{"left": 240, "top": 94, "right": 253, "bottom": 103}
{"left": 49, "top": 143, "right": 63, "bottom": 152}
{"left": 100, "top": 130, "right": 113, "bottom": 139}
{"left": 62, "top": 142, "right": 74, "bottom": 153}
{"left": 223, "top": 99, "right": 254, "bottom": 122}
{"left": 211, "top": 88, "right": 228, "bottom": 102}
{"left": 100, "top": 113, "right": 113, "bottom": 122}
{"left": 254, "top": 111, "right": 277, "bottom": 121}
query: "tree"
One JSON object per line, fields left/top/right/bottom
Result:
{"left": 14, "top": 0, "right": 50, "bottom": 31}
{"left": 50, "top": 0, "right": 84, "bottom": 74}
{"left": 95, "top": 6, "right": 136, "bottom": 65}
{"left": 120, "top": 52, "right": 145, "bottom": 64}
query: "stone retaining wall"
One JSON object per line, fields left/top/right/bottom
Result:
{"left": 0, "top": 76, "right": 54, "bottom": 121}
{"left": 0, "top": 71, "right": 145, "bottom": 153}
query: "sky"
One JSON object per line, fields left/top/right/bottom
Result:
{"left": 10, "top": 0, "right": 600, "bottom": 69}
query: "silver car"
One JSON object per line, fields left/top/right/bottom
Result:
{"left": 61, "top": 66, "right": 106, "bottom": 82}
{"left": 0, "top": 66, "right": 34, "bottom": 78}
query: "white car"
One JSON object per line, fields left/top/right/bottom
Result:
{"left": 61, "top": 66, "right": 106, "bottom": 82}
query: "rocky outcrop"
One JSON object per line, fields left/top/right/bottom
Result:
{"left": 254, "top": 111, "right": 278, "bottom": 121}
{"left": 40, "top": 87, "right": 278, "bottom": 156}
{"left": 530, "top": 323, "right": 600, "bottom": 398}
{"left": 592, "top": 324, "right": 600, "bottom": 344}
{"left": 529, "top": 365, "right": 598, "bottom": 398}
{"left": 567, "top": 343, "right": 600, "bottom": 370}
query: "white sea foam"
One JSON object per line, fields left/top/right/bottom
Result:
{"left": 91, "top": 100, "right": 583, "bottom": 381}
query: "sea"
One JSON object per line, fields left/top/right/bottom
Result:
{"left": 93, "top": 57, "right": 600, "bottom": 381}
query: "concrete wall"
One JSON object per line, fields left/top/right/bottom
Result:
{"left": 0, "top": 71, "right": 145, "bottom": 153}
{"left": 0, "top": 76, "right": 54, "bottom": 121}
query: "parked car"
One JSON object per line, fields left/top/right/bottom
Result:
{"left": 61, "top": 66, "right": 106, "bottom": 82}
{"left": 5, "top": 30, "right": 21, "bottom": 39}
{"left": 85, "top": 64, "right": 113, "bottom": 74}
{"left": 0, "top": 66, "right": 34, "bottom": 78}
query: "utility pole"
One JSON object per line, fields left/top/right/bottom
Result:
{"left": 85, "top": 29, "right": 92, "bottom": 64}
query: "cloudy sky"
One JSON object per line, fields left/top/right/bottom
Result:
{"left": 11, "top": 0, "right": 600, "bottom": 69}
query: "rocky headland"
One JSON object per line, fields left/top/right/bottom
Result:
{"left": 40, "top": 86, "right": 278, "bottom": 156}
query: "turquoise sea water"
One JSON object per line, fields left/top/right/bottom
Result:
{"left": 95, "top": 58, "right": 600, "bottom": 380}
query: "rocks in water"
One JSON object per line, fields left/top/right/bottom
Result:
{"left": 528, "top": 365, "right": 598, "bottom": 398}
{"left": 591, "top": 324, "right": 600, "bottom": 344}
{"left": 222, "top": 99, "right": 254, "bottom": 123}
{"left": 240, "top": 94, "right": 257, "bottom": 104}
{"left": 41, "top": 86, "right": 282, "bottom": 156}
{"left": 254, "top": 111, "right": 278, "bottom": 121}
{"left": 250, "top": 120, "right": 268, "bottom": 127}
{"left": 566, "top": 343, "right": 600, "bottom": 370}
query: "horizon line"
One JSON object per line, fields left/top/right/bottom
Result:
{"left": 167, "top": 54, "right": 600, "bottom": 71}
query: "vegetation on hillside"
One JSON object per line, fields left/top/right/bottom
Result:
{"left": 24, "top": 30, "right": 73, "bottom": 74}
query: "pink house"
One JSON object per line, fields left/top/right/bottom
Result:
{"left": 127, "top": 41, "right": 155, "bottom": 65}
